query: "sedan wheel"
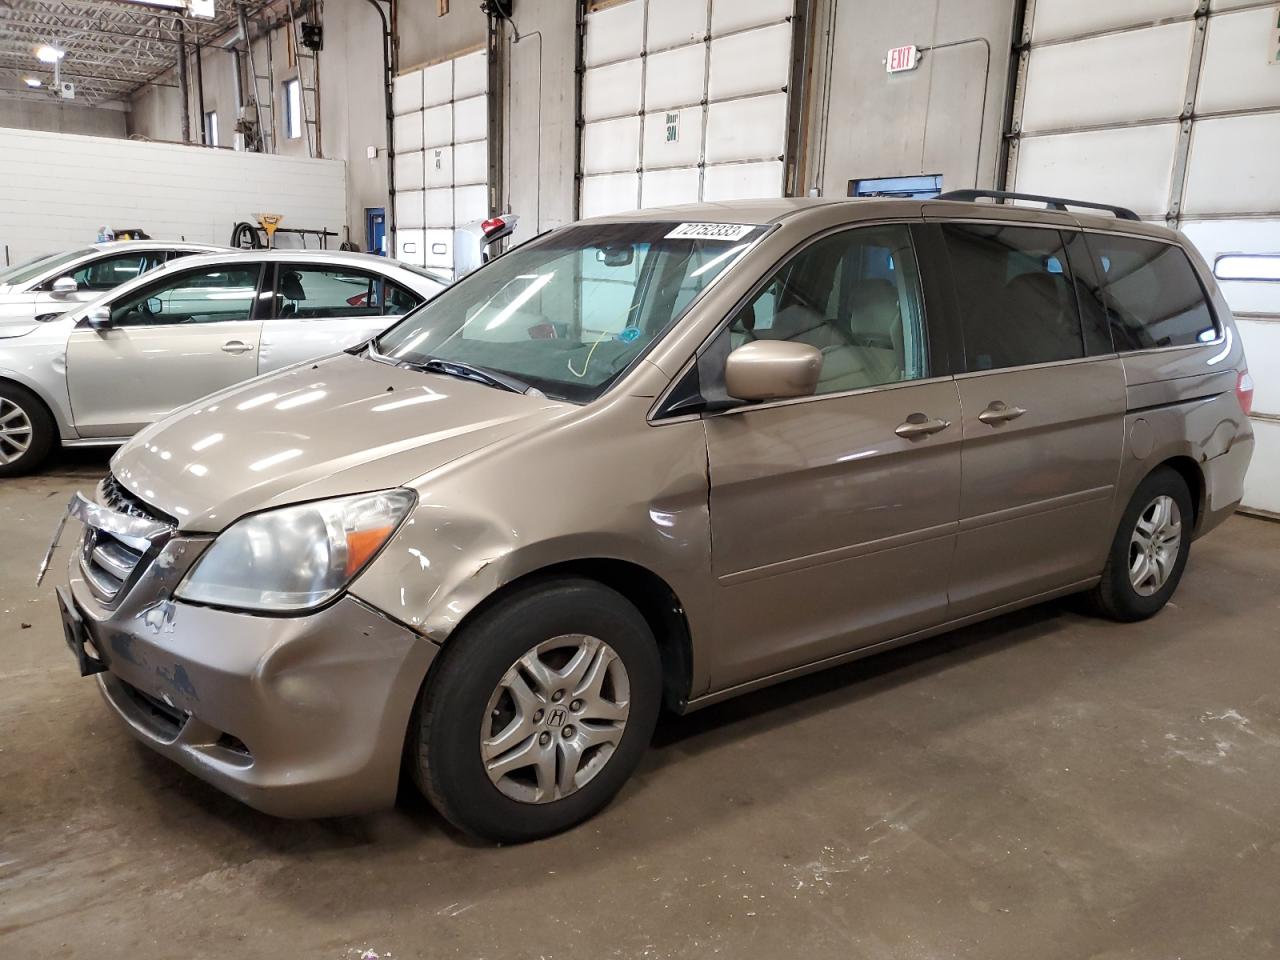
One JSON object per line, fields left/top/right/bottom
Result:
{"left": 0, "top": 384, "right": 55, "bottom": 477}
{"left": 0, "top": 397, "right": 33, "bottom": 466}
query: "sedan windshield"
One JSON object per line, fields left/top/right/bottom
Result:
{"left": 375, "top": 221, "right": 767, "bottom": 402}
{"left": 0, "top": 248, "right": 96, "bottom": 287}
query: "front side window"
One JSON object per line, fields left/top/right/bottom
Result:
{"left": 68, "top": 252, "right": 166, "bottom": 292}
{"left": 1086, "top": 234, "right": 1218, "bottom": 350}
{"left": 376, "top": 221, "right": 767, "bottom": 402}
{"left": 109, "top": 265, "right": 262, "bottom": 326}
{"left": 725, "top": 224, "right": 929, "bottom": 394}
{"left": 943, "top": 223, "right": 1085, "bottom": 372}
{"left": 274, "top": 266, "right": 397, "bottom": 319}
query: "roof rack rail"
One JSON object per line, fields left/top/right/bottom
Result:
{"left": 935, "top": 189, "right": 1141, "bottom": 221}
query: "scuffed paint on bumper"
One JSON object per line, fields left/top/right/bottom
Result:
{"left": 67, "top": 548, "right": 436, "bottom": 818}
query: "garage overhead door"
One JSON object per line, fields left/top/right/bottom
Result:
{"left": 579, "top": 0, "right": 797, "bottom": 218}
{"left": 1008, "top": 0, "right": 1280, "bottom": 515}
{"left": 392, "top": 48, "right": 490, "bottom": 274}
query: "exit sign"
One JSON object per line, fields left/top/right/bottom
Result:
{"left": 887, "top": 45, "right": 919, "bottom": 74}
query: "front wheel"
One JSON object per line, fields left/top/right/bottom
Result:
{"left": 409, "top": 578, "right": 662, "bottom": 843}
{"left": 1089, "top": 466, "right": 1193, "bottom": 621}
{"left": 0, "top": 383, "right": 55, "bottom": 477}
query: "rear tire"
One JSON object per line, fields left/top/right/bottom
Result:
{"left": 0, "top": 382, "right": 56, "bottom": 477}
{"left": 1089, "top": 466, "right": 1193, "bottom": 622}
{"left": 410, "top": 578, "right": 662, "bottom": 843}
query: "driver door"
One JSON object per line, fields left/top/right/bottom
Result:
{"left": 66, "top": 262, "right": 266, "bottom": 438}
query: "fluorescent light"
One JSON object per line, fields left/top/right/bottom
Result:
{"left": 35, "top": 45, "right": 64, "bottom": 63}
{"left": 23, "top": 77, "right": 42, "bottom": 88}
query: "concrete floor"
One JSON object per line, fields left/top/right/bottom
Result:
{"left": 3, "top": 451, "right": 1280, "bottom": 960}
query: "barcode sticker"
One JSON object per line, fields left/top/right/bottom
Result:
{"left": 665, "top": 222, "right": 756, "bottom": 242}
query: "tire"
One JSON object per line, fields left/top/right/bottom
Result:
{"left": 1088, "top": 466, "right": 1194, "bottom": 622}
{"left": 410, "top": 578, "right": 662, "bottom": 843}
{"left": 0, "top": 382, "right": 56, "bottom": 478}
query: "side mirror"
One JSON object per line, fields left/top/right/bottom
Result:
{"left": 85, "top": 305, "right": 112, "bottom": 330}
{"left": 724, "top": 341, "right": 822, "bottom": 402}
{"left": 52, "top": 276, "right": 78, "bottom": 298}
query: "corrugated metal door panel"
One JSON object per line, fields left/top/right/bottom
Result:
{"left": 1029, "top": 0, "right": 1196, "bottom": 43}
{"left": 1182, "top": 220, "right": 1280, "bottom": 315}
{"left": 1019, "top": 23, "right": 1193, "bottom": 132}
{"left": 1183, "top": 115, "right": 1280, "bottom": 216}
{"left": 1197, "top": 7, "right": 1280, "bottom": 112}
{"left": 1242, "top": 421, "right": 1280, "bottom": 515}
{"left": 1017, "top": 125, "right": 1181, "bottom": 217}
{"left": 579, "top": 0, "right": 794, "bottom": 214}
{"left": 392, "top": 70, "right": 424, "bottom": 115}
{"left": 581, "top": 172, "right": 640, "bottom": 218}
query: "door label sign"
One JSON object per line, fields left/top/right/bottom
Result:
{"left": 665, "top": 111, "right": 680, "bottom": 143}
{"left": 887, "top": 44, "right": 920, "bottom": 73}
{"left": 665, "top": 223, "right": 754, "bottom": 241}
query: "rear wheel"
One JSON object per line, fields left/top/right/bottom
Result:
{"left": 0, "top": 383, "right": 55, "bottom": 477}
{"left": 1089, "top": 467, "right": 1193, "bottom": 621}
{"left": 410, "top": 578, "right": 662, "bottom": 843}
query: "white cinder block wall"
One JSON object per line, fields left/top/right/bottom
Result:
{"left": 0, "top": 127, "right": 347, "bottom": 265}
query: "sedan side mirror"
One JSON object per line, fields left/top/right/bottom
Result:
{"left": 85, "top": 305, "right": 112, "bottom": 330}
{"left": 724, "top": 341, "right": 822, "bottom": 402}
{"left": 51, "top": 276, "right": 79, "bottom": 298}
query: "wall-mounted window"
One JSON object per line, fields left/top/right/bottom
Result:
{"left": 1215, "top": 253, "right": 1280, "bottom": 282}
{"left": 283, "top": 78, "right": 302, "bottom": 139}
{"left": 203, "top": 111, "right": 218, "bottom": 147}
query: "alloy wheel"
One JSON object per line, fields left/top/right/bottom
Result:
{"left": 480, "top": 634, "right": 631, "bottom": 804}
{"left": 0, "top": 398, "right": 33, "bottom": 465}
{"left": 1129, "top": 494, "right": 1182, "bottom": 596}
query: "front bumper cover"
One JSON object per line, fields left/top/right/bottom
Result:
{"left": 65, "top": 536, "right": 436, "bottom": 819}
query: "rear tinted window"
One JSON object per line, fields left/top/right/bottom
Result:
{"left": 942, "top": 223, "right": 1085, "bottom": 372}
{"left": 1085, "top": 234, "right": 1218, "bottom": 350}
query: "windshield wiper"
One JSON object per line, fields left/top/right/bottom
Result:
{"left": 401, "top": 357, "right": 535, "bottom": 395}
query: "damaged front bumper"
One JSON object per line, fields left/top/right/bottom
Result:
{"left": 55, "top": 495, "right": 437, "bottom": 818}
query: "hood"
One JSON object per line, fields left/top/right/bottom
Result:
{"left": 111, "top": 352, "right": 572, "bottom": 532}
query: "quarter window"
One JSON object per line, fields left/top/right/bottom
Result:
{"left": 110, "top": 266, "right": 262, "bottom": 326}
{"left": 1085, "top": 234, "right": 1218, "bottom": 350}
{"left": 725, "top": 224, "right": 929, "bottom": 394}
{"left": 942, "top": 223, "right": 1085, "bottom": 372}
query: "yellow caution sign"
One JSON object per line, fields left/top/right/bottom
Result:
{"left": 256, "top": 214, "right": 284, "bottom": 247}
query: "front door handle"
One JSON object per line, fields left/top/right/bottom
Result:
{"left": 221, "top": 340, "right": 253, "bottom": 355}
{"left": 977, "top": 401, "right": 1027, "bottom": 426}
{"left": 895, "top": 413, "right": 952, "bottom": 439}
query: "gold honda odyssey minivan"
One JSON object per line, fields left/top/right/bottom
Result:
{"left": 48, "top": 193, "right": 1255, "bottom": 842}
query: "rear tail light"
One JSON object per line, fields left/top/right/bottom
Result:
{"left": 1236, "top": 368, "right": 1254, "bottom": 416}
{"left": 481, "top": 217, "right": 506, "bottom": 237}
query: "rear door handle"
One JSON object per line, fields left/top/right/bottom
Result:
{"left": 977, "top": 401, "right": 1027, "bottom": 426}
{"left": 895, "top": 413, "right": 952, "bottom": 439}
{"left": 221, "top": 340, "right": 253, "bottom": 355}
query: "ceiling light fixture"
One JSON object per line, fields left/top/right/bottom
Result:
{"left": 35, "top": 44, "right": 65, "bottom": 63}
{"left": 24, "top": 77, "right": 43, "bottom": 87}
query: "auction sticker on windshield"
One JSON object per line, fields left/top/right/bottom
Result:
{"left": 665, "top": 223, "right": 756, "bottom": 241}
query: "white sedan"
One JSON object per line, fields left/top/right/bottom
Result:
{"left": 0, "top": 249, "right": 448, "bottom": 475}
{"left": 0, "top": 240, "right": 223, "bottom": 327}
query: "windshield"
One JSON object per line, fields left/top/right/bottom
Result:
{"left": 375, "top": 221, "right": 767, "bottom": 402}
{"left": 0, "top": 248, "right": 96, "bottom": 287}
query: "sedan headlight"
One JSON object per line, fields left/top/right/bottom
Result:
{"left": 176, "top": 489, "right": 417, "bottom": 612}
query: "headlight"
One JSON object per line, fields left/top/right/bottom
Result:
{"left": 176, "top": 489, "right": 417, "bottom": 612}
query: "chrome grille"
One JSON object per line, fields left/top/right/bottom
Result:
{"left": 79, "top": 475, "right": 173, "bottom": 602}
